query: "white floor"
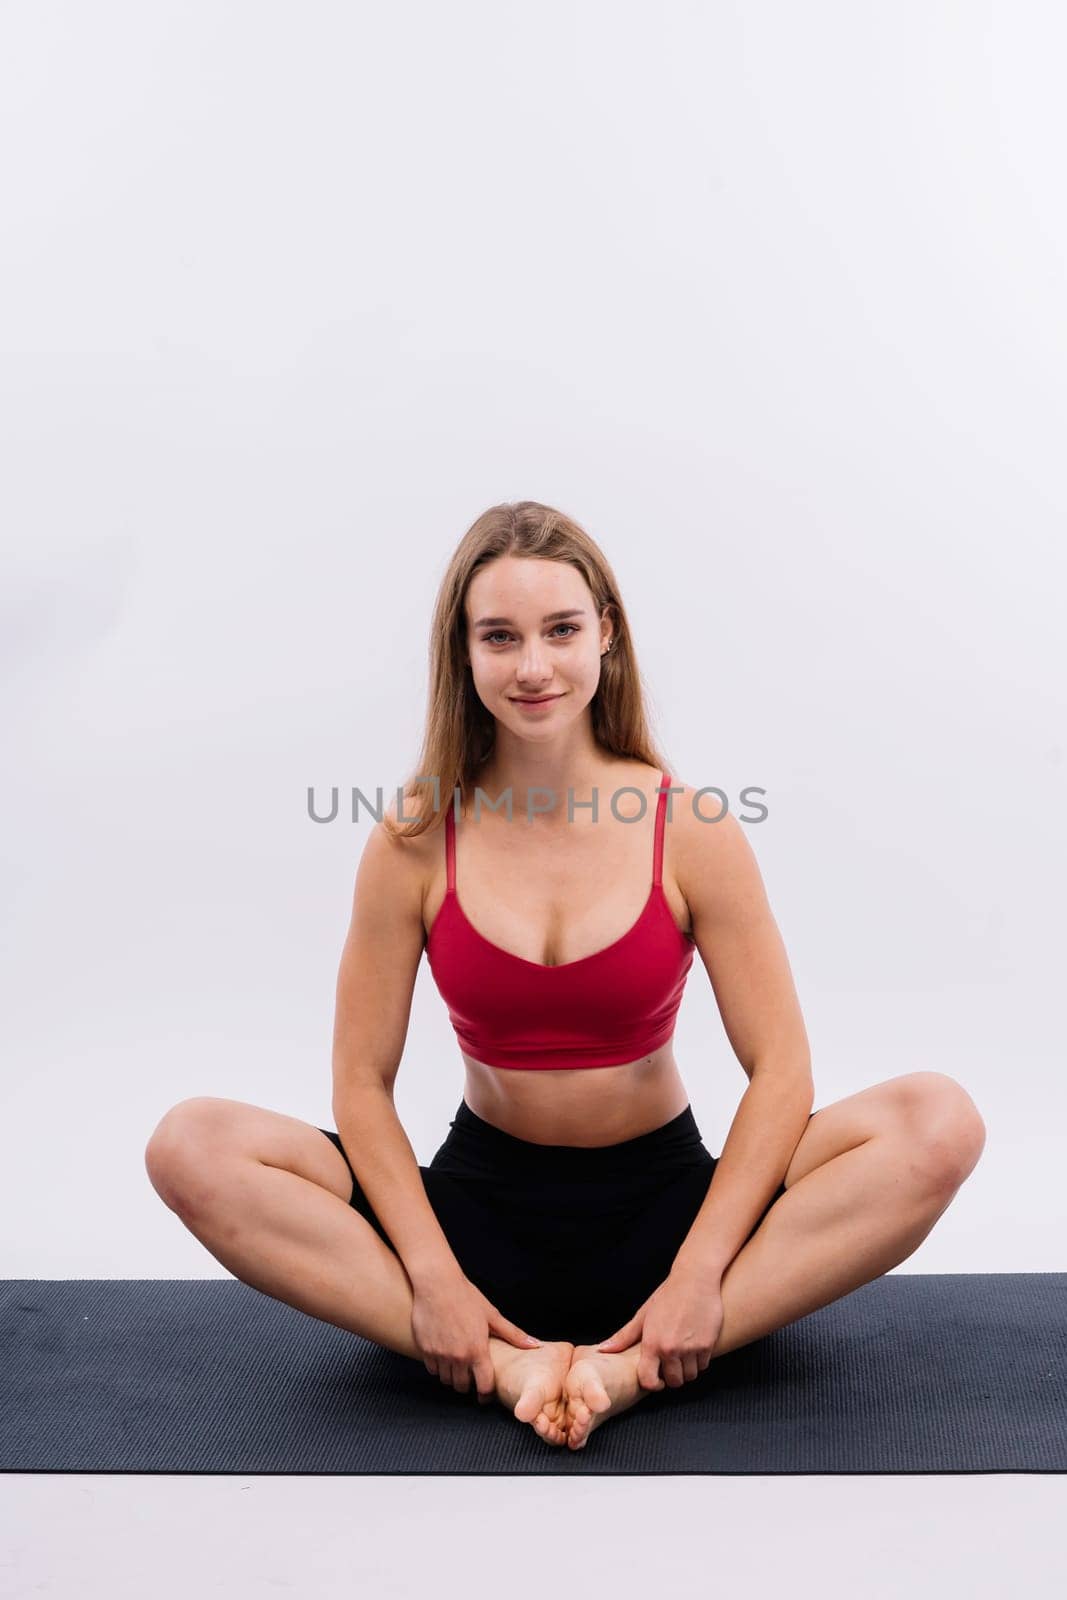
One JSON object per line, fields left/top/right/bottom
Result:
{"left": 3, "top": 1472, "right": 1066, "bottom": 1599}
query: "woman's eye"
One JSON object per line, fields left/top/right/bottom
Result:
{"left": 484, "top": 624, "right": 578, "bottom": 645}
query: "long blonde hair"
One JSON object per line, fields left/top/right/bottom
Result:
{"left": 383, "top": 500, "right": 671, "bottom": 840}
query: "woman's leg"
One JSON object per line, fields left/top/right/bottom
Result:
{"left": 562, "top": 1072, "right": 986, "bottom": 1447}
{"left": 145, "top": 1097, "right": 426, "bottom": 1360}
{"left": 145, "top": 1096, "right": 577, "bottom": 1443}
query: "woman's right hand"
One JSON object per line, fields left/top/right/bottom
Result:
{"left": 410, "top": 1270, "right": 541, "bottom": 1400}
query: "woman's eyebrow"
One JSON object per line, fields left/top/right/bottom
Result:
{"left": 473, "top": 608, "right": 586, "bottom": 627}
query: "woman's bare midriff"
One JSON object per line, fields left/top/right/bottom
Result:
{"left": 461, "top": 1047, "right": 692, "bottom": 1147}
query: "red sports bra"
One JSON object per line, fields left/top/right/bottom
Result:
{"left": 424, "top": 771, "right": 696, "bottom": 1071}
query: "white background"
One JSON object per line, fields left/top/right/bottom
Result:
{"left": 2, "top": 1, "right": 1065, "bottom": 1594}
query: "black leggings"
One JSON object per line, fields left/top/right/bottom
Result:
{"left": 317, "top": 1099, "right": 790, "bottom": 1346}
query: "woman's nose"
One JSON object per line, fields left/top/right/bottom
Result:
{"left": 517, "top": 644, "right": 551, "bottom": 679}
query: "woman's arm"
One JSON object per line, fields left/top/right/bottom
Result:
{"left": 331, "top": 814, "right": 464, "bottom": 1289}
{"left": 669, "top": 792, "right": 814, "bottom": 1282}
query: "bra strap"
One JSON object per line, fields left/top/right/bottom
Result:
{"left": 653, "top": 771, "right": 671, "bottom": 887}
{"left": 444, "top": 805, "right": 456, "bottom": 894}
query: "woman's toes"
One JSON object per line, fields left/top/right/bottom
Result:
{"left": 566, "top": 1363, "right": 611, "bottom": 1414}
{"left": 531, "top": 1410, "right": 555, "bottom": 1444}
{"left": 564, "top": 1393, "right": 590, "bottom": 1441}
{"left": 513, "top": 1381, "right": 547, "bottom": 1425}
{"left": 586, "top": 1380, "right": 613, "bottom": 1414}
{"left": 566, "top": 1411, "right": 590, "bottom": 1449}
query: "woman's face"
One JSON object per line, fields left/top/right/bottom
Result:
{"left": 464, "top": 555, "right": 612, "bottom": 737}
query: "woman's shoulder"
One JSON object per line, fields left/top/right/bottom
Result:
{"left": 362, "top": 793, "right": 444, "bottom": 888}
{"left": 662, "top": 773, "right": 753, "bottom": 895}
{"left": 658, "top": 772, "right": 737, "bottom": 828}
{"left": 595, "top": 759, "right": 685, "bottom": 821}
{"left": 359, "top": 793, "right": 443, "bottom": 931}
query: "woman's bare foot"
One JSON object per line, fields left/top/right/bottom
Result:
{"left": 562, "top": 1343, "right": 663, "bottom": 1450}
{"left": 488, "top": 1337, "right": 576, "bottom": 1447}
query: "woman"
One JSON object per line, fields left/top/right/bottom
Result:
{"left": 145, "top": 501, "right": 987, "bottom": 1452}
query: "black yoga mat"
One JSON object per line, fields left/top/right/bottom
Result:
{"left": 2, "top": 1274, "right": 1065, "bottom": 1474}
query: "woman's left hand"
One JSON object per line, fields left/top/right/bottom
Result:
{"left": 594, "top": 1269, "right": 725, "bottom": 1390}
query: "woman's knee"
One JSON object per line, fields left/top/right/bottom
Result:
{"left": 895, "top": 1072, "right": 987, "bottom": 1190}
{"left": 144, "top": 1096, "right": 244, "bottom": 1211}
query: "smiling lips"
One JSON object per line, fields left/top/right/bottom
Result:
{"left": 511, "top": 693, "right": 563, "bottom": 707}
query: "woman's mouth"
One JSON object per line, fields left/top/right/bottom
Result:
{"left": 510, "top": 693, "right": 564, "bottom": 709}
